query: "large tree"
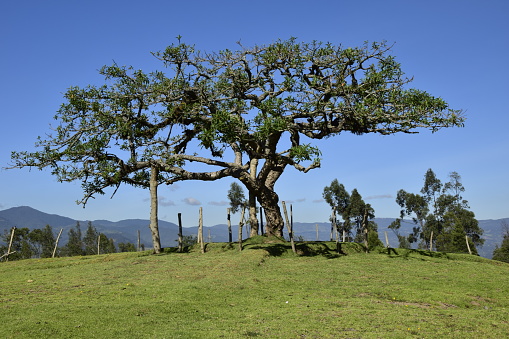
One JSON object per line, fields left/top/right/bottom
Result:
{"left": 10, "top": 38, "right": 464, "bottom": 239}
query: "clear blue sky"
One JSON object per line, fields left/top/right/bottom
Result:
{"left": 1, "top": 0, "right": 508, "bottom": 228}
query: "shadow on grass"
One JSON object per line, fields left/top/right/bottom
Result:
{"left": 246, "top": 241, "right": 366, "bottom": 259}
{"left": 379, "top": 247, "right": 452, "bottom": 260}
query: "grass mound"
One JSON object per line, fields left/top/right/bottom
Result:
{"left": 1, "top": 243, "right": 508, "bottom": 338}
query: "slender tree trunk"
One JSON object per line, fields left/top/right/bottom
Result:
{"left": 97, "top": 234, "right": 101, "bottom": 255}
{"left": 249, "top": 159, "right": 259, "bottom": 237}
{"left": 259, "top": 207, "right": 264, "bottom": 235}
{"left": 249, "top": 190, "right": 258, "bottom": 237}
{"left": 362, "top": 209, "right": 370, "bottom": 253}
{"left": 149, "top": 166, "right": 162, "bottom": 254}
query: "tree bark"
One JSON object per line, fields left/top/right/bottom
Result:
{"left": 248, "top": 159, "right": 259, "bottom": 237}
{"left": 149, "top": 166, "right": 162, "bottom": 254}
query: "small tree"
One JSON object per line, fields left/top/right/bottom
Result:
{"left": 391, "top": 169, "right": 483, "bottom": 252}
{"left": 492, "top": 220, "right": 509, "bottom": 263}
{"left": 64, "top": 222, "right": 84, "bottom": 256}
{"left": 118, "top": 242, "right": 137, "bottom": 252}
{"left": 83, "top": 222, "right": 99, "bottom": 255}
{"left": 323, "top": 179, "right": 350, "bottom": 240}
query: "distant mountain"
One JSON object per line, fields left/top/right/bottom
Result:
{"left": 0, "top": 206, "right": 506, "bottom": 259}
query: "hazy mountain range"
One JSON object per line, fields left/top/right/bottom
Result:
{"left": 0, "top": 206, "right": 507, "bottom": 259}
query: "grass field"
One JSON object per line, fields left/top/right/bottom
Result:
{"left": 1, "top": 239, "right": 508, "bottom": 338}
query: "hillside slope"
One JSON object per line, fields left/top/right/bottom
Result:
{"left": 1, "top": 244, "right": 508, "bottom": 338}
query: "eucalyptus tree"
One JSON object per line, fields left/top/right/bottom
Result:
{"left": 390, "top": 169, "right": 483, "bottom": 252}
{"left": 10, "top": 38, "right": 465, "bottom": 240}
{"left": 323, "top": 179, "right": 350, "bottom": 240}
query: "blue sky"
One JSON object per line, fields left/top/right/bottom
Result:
{"left": 1, "top": 0, "right": 508, "bottom": 228}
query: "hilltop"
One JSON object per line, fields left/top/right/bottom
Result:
{"left": 1, "top": 243, "right": 508, "bottom": 338}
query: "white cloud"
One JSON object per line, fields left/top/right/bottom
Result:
{"left": 159, "top": 196, "right": 176, "bottom": 206}
{"left": 312, "top": 199, "right": 324, "bottom": 203}
{"left": 365, "top": 194, "right": 393, "bottom": 200}
{"left": 183, "top": 197, "right": 201, "bottom": 206}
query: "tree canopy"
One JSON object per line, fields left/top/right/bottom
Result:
{"left": 10, "top": 38, "right": 465, "bottom": 241}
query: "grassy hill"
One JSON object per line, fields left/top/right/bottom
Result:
{"left": 1, "top": 239, "right": 508, "bottom": 338}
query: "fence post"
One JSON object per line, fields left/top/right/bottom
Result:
{"left": 198, "top": 207, "right": 204, "bottom": 253}
{"left": 52, "top": 228, "right": 63, "bottom": 258}
{"left": 238, "top": 207, "right": 246, "bottom": 251}
{"left": 178, "top": 213, "right": 183, "bottom": 253}
{"left": 282, "top": 201, "right": 296, "bottom": 254}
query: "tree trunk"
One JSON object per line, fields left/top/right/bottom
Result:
{"left": 248, "top": 191, "right": 258, "bottom": 237}
{"left": 149, "top": 166, "right": 162, "bottom": 254}
{"left": 362, "top": 209, "right": 369, "bottom": 253}
{"left": 248, "top": 159, "right": 259, "bottom": 237}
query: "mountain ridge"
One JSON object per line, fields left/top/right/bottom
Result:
{"left": 1, "top": 206, "right": 506, "bottom": 259}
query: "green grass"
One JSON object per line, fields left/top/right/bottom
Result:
{"left": 1, "top": 240, "right": 509, "bottom": 338}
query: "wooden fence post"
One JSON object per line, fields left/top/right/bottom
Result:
{"left": 227, "top": 208, "right": 232, "bottom": 243}
{"left": 52, "top": 228, "right": 63, "bottom": 258}
{"left": 178, "top": 213, "right": 183, "bottom": 253}
{"left": 429, "top": 231, "right": 433, "bottom": 252}
{"left": 316, "top": 223, "right": 319, "bottom": 241}
{"left": 198, "top": 207, "right": 204, "bottom": 254}
{"left": 282, "top": 201, "right": 296, "bottom": 254}
{"left": 384, "top": 231, "right": 390, "bottom": 248}
{"left": 1, "top": 227, "right": 17, "bottom": 261}
{"left": 238, "top": 207, "right": 246, "bottom": 251}
{"left": 97, "top": 234, "right": 101, "bottom": 255}
{"left": 137, "top": 230, "right": 141, "bottom": 252}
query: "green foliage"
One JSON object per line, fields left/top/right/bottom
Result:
{"left": 118, "top": 242, "right": 137, "bottom": 252}
{"left": 227, "top": 182, "right": 246, "bottom": 214}
{"left": 180, "top": 234, "right": 198, "bottom": 248}
{"left": 9, "top": 38, "right": 465, "bottom": 238}
{"left": 392, "top": 169, "right": 483, "bottom": 253}
{"left": 83, "top": 222, "right": 99, "bottom": 255}
{"left": 63, "top": 222, "right": 84, "bottom": 257}
{"left": 0, "top": 226, "right": 57, "bottom": 261}
{"left": 493, "top": 220, "right": 509, "bottom": 263}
